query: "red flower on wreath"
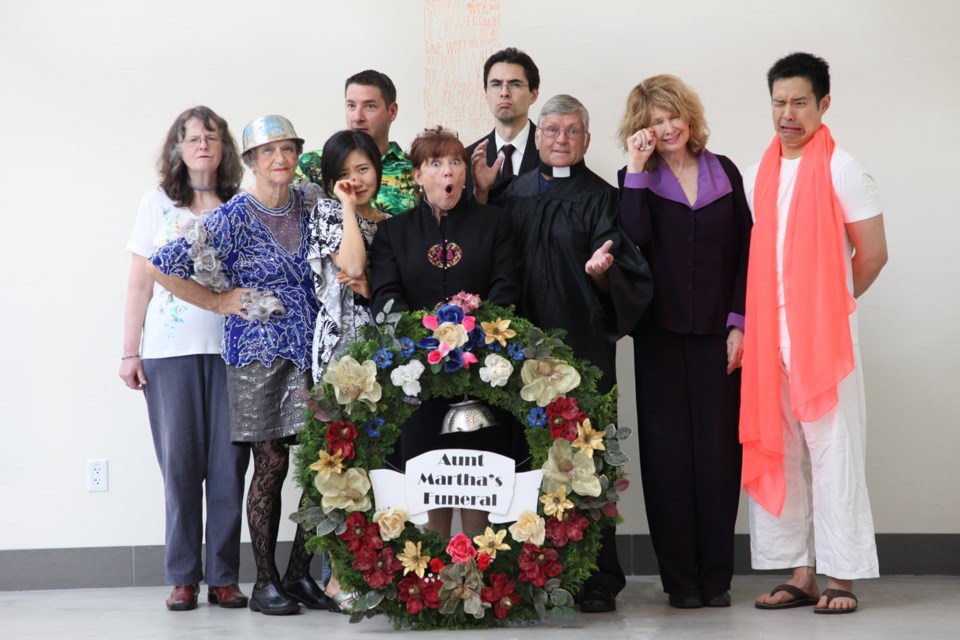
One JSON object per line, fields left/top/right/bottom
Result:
{"left": 429, "top": 557, "right": 445, "bottom": 573}
{"left": 353, "top": 546, "right": 403, "bottom": 589}
{"left": 326, "top": 420, "right": 358, "bottom": 460}
{"left": 545, "top": 507, "right": 590, "bottom": 547}
{"left": 480, "top": 573, "right": 524, "bottom": 620}
{"left": 476, "top": 553, "right": 492, "bottom": 571}
{"left": 446, "top": 532, "right": 478, "bottom": 564}
{"left": 546, "top": 397, "right": 587, "bottom": 442}
{"left": 398, "top": 574, "right": 442, "bottom": 613}
{"left": 517, "top": 543, "right": 562, "bottom": 587}
{"left": 339, "top": 512, "right": 382, "bottom": 554}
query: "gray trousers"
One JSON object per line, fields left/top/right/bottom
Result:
{"left": 143, "top": 354, "right": 250, "bottom": 586}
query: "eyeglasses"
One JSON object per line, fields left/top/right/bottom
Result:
{"left": 181, "top": 135, "right": 221, "bottom": 148}
{"left": 540, "top": 125, "right": 585, "bottom": 139}
{"left": 486, "top": 80, "right": 529, "bottom": 93}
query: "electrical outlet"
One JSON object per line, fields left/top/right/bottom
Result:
{"left": 87, "top": 459, "right": 109, "bottom": 492}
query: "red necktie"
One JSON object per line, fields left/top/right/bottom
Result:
{"left": 501, "top": 143, "right": 516, "bottom": 177}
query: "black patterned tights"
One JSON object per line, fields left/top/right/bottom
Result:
{"left": 247, "top": 439, "right": 312, "bottom": 588}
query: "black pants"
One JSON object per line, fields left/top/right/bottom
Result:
{"left": 633, "top": 328, "right": 742, "bottom": 593}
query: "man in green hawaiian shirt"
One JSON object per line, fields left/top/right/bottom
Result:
{"left": 297, "top": 70, "right": 418, "bottom": 215}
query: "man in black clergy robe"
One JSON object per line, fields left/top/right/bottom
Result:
{"left": 476, "top": 94, "right": 654, "bottom": 613}
{"left": 466, "top": 47, "right": 541, "bottom": 199}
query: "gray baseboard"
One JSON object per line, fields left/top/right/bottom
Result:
{"left": 2, "top": 534, "right": 957, "bottom": 591}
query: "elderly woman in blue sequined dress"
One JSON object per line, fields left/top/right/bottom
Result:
{"left": 149, "top": 115, "right": 329, "bottom": 616}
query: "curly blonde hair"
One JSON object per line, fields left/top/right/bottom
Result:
{"left": 617, "top": 75, "right": 709, "bottom": 171}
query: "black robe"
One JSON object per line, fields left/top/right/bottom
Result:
{"left": 499, "top": 163, "right": 653, "bottom": 394}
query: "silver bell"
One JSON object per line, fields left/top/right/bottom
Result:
{"left": 440, "top": 400, "right": 498, "bottom": 434}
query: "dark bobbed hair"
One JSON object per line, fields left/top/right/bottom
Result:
{"left": 617, "top": 75, "right": 710, "bottom": 171}
{"left": 482, "top": 47, "right": 540, "bottom": 91}
{"left": 767, "top": 52, "right": 831, "bottom": 102}
{"left": 319, "top": 130, "right": 383, "bottom": 198}
{"left": 158, "top": 106, "right": 242, "bottom": 208}
{"left": 240, "top": 139, "right": 305, "bottom": 169}
{"left": 408, "top": 126, "right": 468, "bottom": 168}
{"left": 345, "top": 69, "right": 397, "bottom": 106}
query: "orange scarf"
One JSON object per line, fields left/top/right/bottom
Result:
{"left": 740, "top": 125, "right": 856, "bottom": 516}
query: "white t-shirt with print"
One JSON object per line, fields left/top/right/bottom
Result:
{"left": 126, "top": 187, "right": 223, "bottom": 358}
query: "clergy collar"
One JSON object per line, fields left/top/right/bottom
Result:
{"left": 495, "top": 120, "right": 531, "bottom": 154}
{"left": 647, "top": 149, "right": 732, "bottom": 210}
{"left": 539, "top": 159, "right": 587, "bottom": 179}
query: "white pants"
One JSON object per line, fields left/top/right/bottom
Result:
{"left": 749, "top": 345, "right": 880, "bottom": 580}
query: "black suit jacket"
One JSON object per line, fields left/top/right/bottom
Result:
{"left": 465, "top": 120, "right": 538, "bottom": 199}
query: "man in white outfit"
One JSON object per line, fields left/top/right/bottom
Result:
{"left": 739, "top": 52, "right": 888, "bottom": 614}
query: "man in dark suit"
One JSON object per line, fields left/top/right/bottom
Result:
{"left": 466, "top": 48, "right": 540, "bottom": 198}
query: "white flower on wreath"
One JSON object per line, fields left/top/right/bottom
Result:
{"left": 322, "top": 356, "right": 382, "bottom": 412}
{"left": 478, "top": 354, "right": 514, "bottom": 388}
{"left": 508, "top": 510, "right": 545, "bottom": 546}
{"left": 373, "top": 507, "right": 409, "bottom": 542}
{"left": 519, "top": 358, "right": 581, "bottom": 407}
{"left": 433, "top": 321, "right": 469, "bottom": 349}
{"left": 315, "top": 467, "right": 372, "bottom": 513}
{"left": 542, "top": 438, "right": 602, "bottom": 497}
{"left": 390, "top": 359, "right": 425, "bottom": 396}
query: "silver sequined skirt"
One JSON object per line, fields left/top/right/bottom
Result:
{"left": 226, "top": 359, "right": 311, "bottom": 443}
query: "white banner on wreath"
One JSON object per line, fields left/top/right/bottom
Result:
{"left": 369, "top": 449, "right": 542, "bottom": 526}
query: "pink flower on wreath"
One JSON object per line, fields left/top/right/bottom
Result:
{"left": 422, "top": 315, "right": 440, "bottom": 330}
{"left": 446, "top": 532, "right": 478, "bottom": 564}
{"left": 427, "top": 350, "right": 444, "bottom": 365}
{"left": 449, "top": 291, "right": 481, "bottom": 314}
{"left": 462, "top": 352, "right": 478, "bottom": 368}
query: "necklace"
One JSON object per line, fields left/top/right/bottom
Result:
{"left": 187, "top": 180, "right": 217, "bottom": 192}
{"left": 249, "top": 190, "right": 296, "bottom": 217}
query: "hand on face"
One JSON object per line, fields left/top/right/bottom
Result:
{"left": 334, "top": 179, "right": 358, "bottom": 208}
{"left": 627, "top": 128, "right": 658, "bottom": 171}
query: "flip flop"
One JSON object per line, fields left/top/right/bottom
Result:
{"left": 814, "top": 588, "right": 858, "bottom": 614}
{"left": 755, "top": 584, "right": 819, "bottom": 610}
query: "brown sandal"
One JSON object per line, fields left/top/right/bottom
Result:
{"left": 755, "top": 584, "right": 818, "bottom": 610}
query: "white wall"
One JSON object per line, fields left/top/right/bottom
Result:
{"left": 1, "top": 0, "right": 957, "bottom": 551}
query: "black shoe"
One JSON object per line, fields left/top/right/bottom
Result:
{"left": 281, "top": 575, "right": 331, "bottom": 610}
{"left": 701, "top": 588, "right": 731, "bottom": 608}
{"left": 579, "top": 586, "right": 616, "bottom": 613}
{"left": 249, "top": 583, "right": 300, "bottom": 616}
{"left": 668, "top": 589, "right": 703, "bottom": 609}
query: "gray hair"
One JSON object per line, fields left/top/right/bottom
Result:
{"left": 537, "top": 94, "right": 590, "bottom": 132}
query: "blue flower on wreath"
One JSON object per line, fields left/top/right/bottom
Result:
{"left": 417, "top": 336, "right": 440, "bottom": 350}
{"left": 467, "top": 326, "right": 485, "bottom": 351}
{"left": 436, "top": 304, "right": 465, "bottom": 325}
{"left": 366, "top": 417, "right": 384, "bottom": 438}
{"left": 373, "top": 348, "right": 394, "bottom": 369}
{"left": 527, "top": 407, "right": 547, "bottom": 427}
{"left": 443, "top": 348, "right": 464, "bottom": 373}
{"left": 486, "top": 340, "right": 503, "bottom": 352}
{"left": 397, "top": 337, "right": 415, "bottom": 359}
{"left": 507, "top": 342, "right": 526, "bottom": 362}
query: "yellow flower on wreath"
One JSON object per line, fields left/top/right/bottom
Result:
{"left": 308, "top": 449, "right": 344, "bottom": 482}
{"left": 481, "top": 317, "right": 517, "bottom": 347}
{"left": 398, "top": 540, "right": 429, "bottom": 578}
{"left": 540, "top": 486, "right": 574, "bottom": 520}
{"left": 473, "top": 526, "right": 511, "bottom": 558}
{"left": 519, "top": 358, "right": 581, "bottom": 407}
{"left": 572, "top": 418, "right": 606, "bottom": 455}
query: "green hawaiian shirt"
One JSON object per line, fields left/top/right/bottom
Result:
{"left": 296, "top": 141, "right": 419, "bottom": 215}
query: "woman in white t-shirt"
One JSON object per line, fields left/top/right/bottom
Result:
{"left": 119, "top": 106, "right": 249, "bottom": 612}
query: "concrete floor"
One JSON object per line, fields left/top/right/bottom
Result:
{"left": 2, "top": 575, "right": 958, "bottom": 639}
